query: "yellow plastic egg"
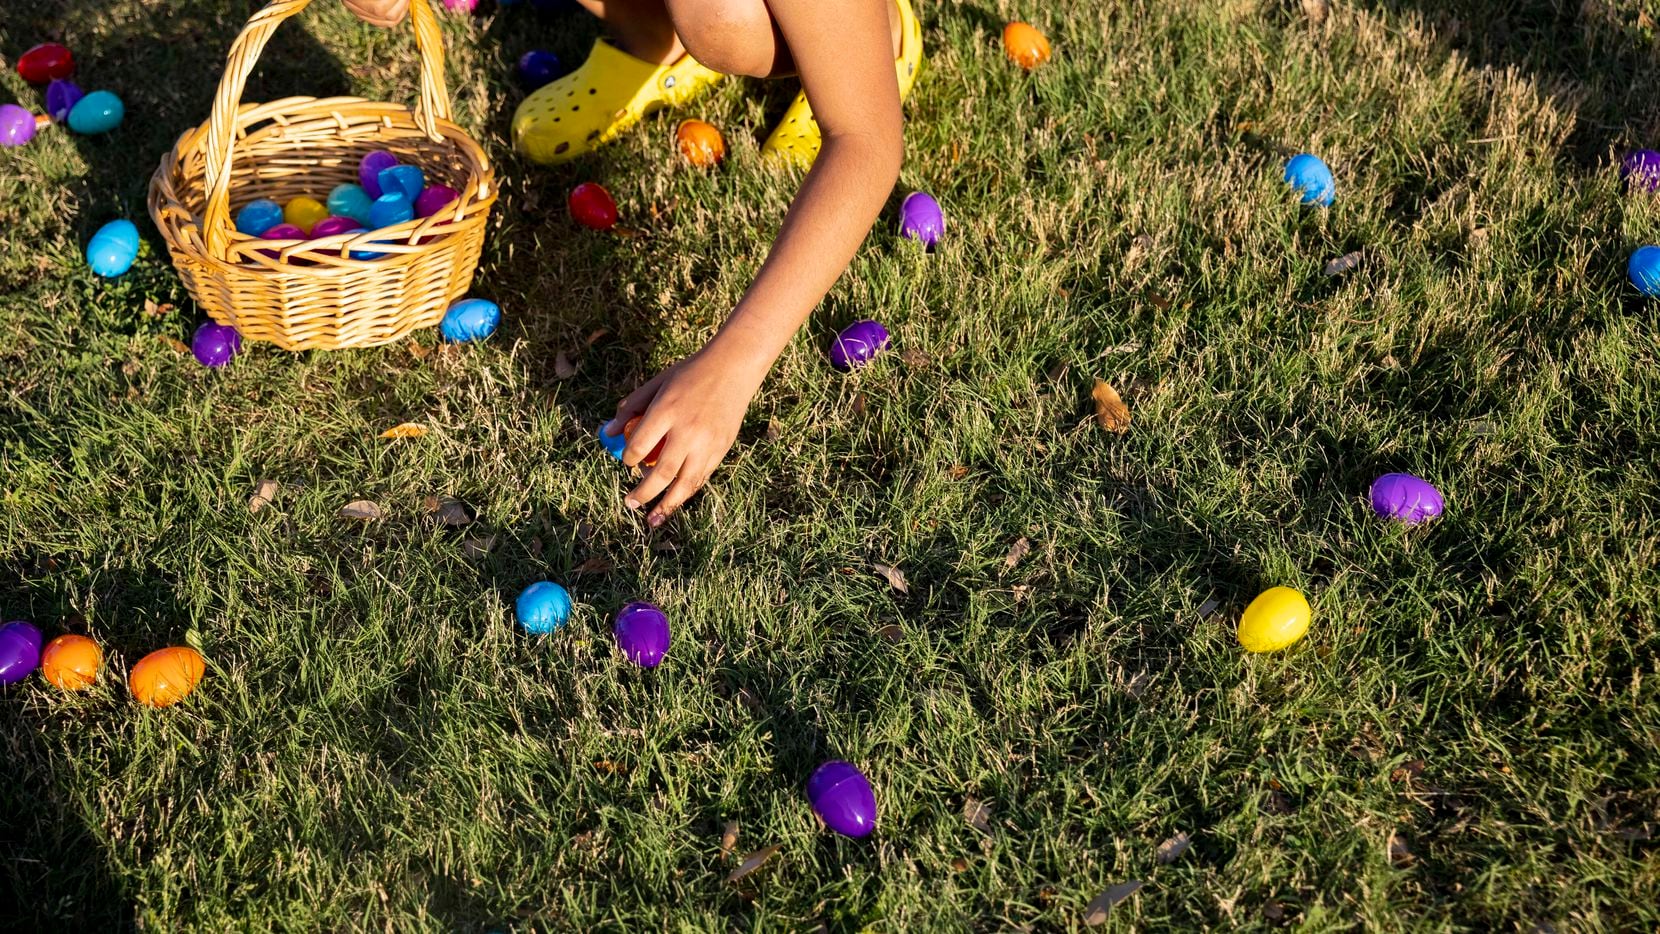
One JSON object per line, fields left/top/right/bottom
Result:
{"left": 1236, "top": 587, "right": 1311, "bottom": 653}
{"left": 129, "top": 646, "right": 206, "bottom": 707}
{"left": 283, "top": 196, "right": 329, "bottom": 235}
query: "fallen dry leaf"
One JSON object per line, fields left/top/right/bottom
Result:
{"left": 573, "top": 555, "right": 614, "bottom": 575}
{"left": 872, "top": 563, "right": 910, "bottom": 594}
{"left": 380, "top": 422, "right": 427, "bottom": 439}
{"left": 613, "top": 226, "right": 647, "bottom": 239}
{"left": 964, "top": 798, "right": 994, "bottom": 835}
{"left": 720, "top": 821, "right": 739, "bottom": 859}
{"left": 951, "top": 856, "right": 970, "bottom": 872}
{"left": 851, "top": 392, "right": 867, "bottom": 416}
{"left": 949, "top": 465, "right": 970, "bottom": 479}
{"left": 1157, "top": 831, "right": 1191, "bottom": 864}
{"left": 1083, "top": 881, "right": 1145, "bottom": 926}
{"left": 593, "top": 760, "right": 626, "bottom": 774}
{"left": 1301, "top": 0, "right": 1329, "bottom": 24}
{"left": 584, "top": 328, "right": 610, "bottom": 346}
{"left": 161, "top": 335, "right": 191, "bottom": 355}
{"left": 406, "top": 339, "right": 432, "bottom": 361}
{"left": 248, "top": 479, "right": 280, "bottom": 513}
{"left": 899, "top": 349, "right": 932, "bottom": 368}
{"left": 143, "top": 298, "right": 175, "bottom": 317}
{"left": 726, "top": 844, "right": 781, "bottom": 884}
{"left": 425, "top": 496, "right": 475, "bottom": 527}
{"left": 1092, "top": 380, "right": 1131, "bottom": 433}
{"left": 1003, "top": 537, "right": 1031, "bottom": 569}
{"left": 554, "top": 351, "right": 577, "bottom": 380}
{"left": 1388, "top": 831, "right": 1414, "bottom": 867}
{"left": 1323, "top": 250, "right": 1364, "bottom": 277}
{"left": 339, "top": 500, "right": 382, "bottom": 520}
{"left": 766, "top": 418, "right": 782, "bottom": 441}
{"left": 876, "top": 623, "right": 904, "bottom": 643}
{"left": 461, "top": 535, "right": 496, "bottom": 558}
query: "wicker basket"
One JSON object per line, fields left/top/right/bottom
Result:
{"left": 148, "top": 0, "right": 496, "bottom": 351}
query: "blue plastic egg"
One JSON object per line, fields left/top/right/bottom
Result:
{"left": 236, "top": 198, "right": 285, "bottom": 236}
{"left": 1629, "top": 245, "right": 1660, "bottom": 296}
{"left": 440, "top": 298, "right": 501, "bottom": 342}
{"left": 368, "top": 192, "right": 414, "bottom": 229}
{"left": 598, "top": 421, "right": 627, "bottom": 458}
{"left": 515, "top": 581, "right": 573, "bottom": 634}
{"left": 1283, "top": 153, "right": 1335, "bottom": 206}
{"left": 86, "top": 219, "right": 139, "bottom": 277}
{"left": 67, "top": 89, "right": 124, "bottom": 134}
{"left": 327, "top": 184, "right": 375, "bottom": 225}
{"left": 377, "top": 164, "right": 426, "bottom": 203}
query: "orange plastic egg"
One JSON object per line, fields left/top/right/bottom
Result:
{"left": 676, "top": 119, "right": 726, "bottom": 167}
{"left": 129, "top": 646, "right": 205, "bottom": 707}
{"left": 41, "top": 634, "right": 102, "bottom": 690}
{"left": 623, "top": 416, "right": 666, "bottom": 467}
{"left": 1003, "top": 22, "right": 1051, "bottom": 70}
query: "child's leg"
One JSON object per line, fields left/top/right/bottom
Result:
{"left": 663, "top": 0, "right": 900, "bottom": 78}
{"left": 569, "top": 0, "right": 684, "bottom": 66}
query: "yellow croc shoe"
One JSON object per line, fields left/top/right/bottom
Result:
{"left": 761, "top": 0, "right": 925, "bottom": 168}
{"left": 514, "top": 39, "right": 726, "bottom": 165}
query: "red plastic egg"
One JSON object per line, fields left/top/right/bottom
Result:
{"left": 569, "top": 182, "right": 618, "bottom": 231}
{"left": 18, "top": 43, "right": 75, "bottom": 84}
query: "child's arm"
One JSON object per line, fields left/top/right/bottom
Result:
{"left": 343, "top": 0, "right": 408, "bottom": 27}
{"left": 612, "top": 0, "right": 904, "bottom": 526}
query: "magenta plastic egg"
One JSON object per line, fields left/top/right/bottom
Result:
{"left": 898, "top": 191, "right": 944, "bottom": 248}
{"left": 415, "top": 185, "right": 459, "bottom": 218}
{"left": 359, "top": 150, "right": 399, "bottom": 198}
{"left": 613, "top": 602, "right": 671, "bottom": 668}
{"left": 309, "top": 215, "right": 359, "bottom": 239}
{"left": 0, "top": 104, "right": 35, "bottom": 147}
{"left": 0, "top": 620, "right": 44, "bottom": 685}
{"left": 806, "top": 760, "right": 877, "bottom": 837}
{"left": 191, "top": 321, "right": 242, "bottom": 367}
{"left": 1369, "top": 473, "right": 1444, "bottom": 524}
{"left": 829, "top": 319, "right": 890, "bottom": 371}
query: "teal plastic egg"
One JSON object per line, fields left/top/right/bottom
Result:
{"left": 327, "top": 184, "right": 374, "bottom": 225}
{"left": 67, "top": 90, "right": 124, "bottom": 134}
{"left": 86, "top": 219, "right": 139, "bottom": 277}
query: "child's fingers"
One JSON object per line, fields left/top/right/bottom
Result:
{"left": 611, "top": 371, "right": 669, "bottom": 429}
{"left": 624, "top": 450, "right": 684, "bottom": 511}
{"left": 647, "top": 461, "right": 711, "bottom": 526}
{"left": 621, "top": 411, "right": 670, "bottom": 469}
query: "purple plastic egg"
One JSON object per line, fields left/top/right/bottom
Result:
{"left": 359, "top": 150, "right": 399, "bottom": 198}
{"left": 613, "top": 601, "right": 671, "bottom": 668}
{"left": 0, "top": 620, "right": 44, "bottom": 685}
{"left": 0, "top": 104, "right": 35, "bottom": 147}
{"left": 806, "top": 760, "right": 877, "bottom": 837}
{"left": 191, "top": 321, "right": 242, "bottom": 367}
{"left": 1622, "top": 149, "right": 1660, "bottom": 193}
{"left": 829, "top": 319, "right": 890, "bottom": 371}
{"left": 415, "top": 185, "right": 459, "bottom": 218}
{"left": 898, "top": 191, "right": 944, "bottom": 248}
{"left": 1369, "top": 472, "right": 1444, "bottom": 524}
{"left": 46, "top": 80, "right": 84, "bottom": 123}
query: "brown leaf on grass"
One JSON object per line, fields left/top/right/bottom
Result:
{"left": 1156, "top": 831, "right": 1191, "bottom": 864}
{"left": 876, "top": 623, "right": 904, "bottom": 643}
{"left": 1388, "top": 831, "right": 1414, "bottom": 867}
{"left": 380, "top": 422, "right": 427, "bottom": 439}
{"left": 613, "top": 226, "right": 647, "bottom": 240}
{"left": 964, "top": 798, "right": 994, "bottom": 835}
{"left": 720, "top": 821, "right": 739, "bottom": 859}
{"left": 248, "top": 479, "right": 281, "bottom": 513}
{"left": 1083, "top": 881, "right": 1144, "bottom": 925}
{"left": 1147, "top": 292, "right": 1174, "bottom": 310}
{"left": 584, "top": 328, "right": 610, "bottom": 347}
{"left": 1322, "top": 250, "right": 1364, "bottom": 277}
{"left": 949, "top": 465, "right": 970, "bottom": 479}
{"left": 554, "top": 351, "right": 577, "bottom": 380}
{"left": 851, "top": 392, "right": 867, "bottom": 416}
{"left": 1092, "top": 380, "right": 1131, "bottom": 433}
{"left": 461, "top": 535, "right": 496, "bottom": 558}
{"left": 143, "top": 298, "right": 175, "bottom": 317}
{"left": 424, "top": 496, "right": 475, "bottom": 527}
{"left": 339, "top": 500, "right": 382, "bottom": 520}
{"left": 406, "top": 339, "right": 432, "bottom": 361}
{"left": 951, "top": 856, "right": 970, "bottom": 872}
{"left": 765, "top": 418, "right": 782, "bottom": 441}
{"left": 593, "top": 760, "right": 627, "bottom": 774}
{"left": 1003, "top": 537, "right": 1031, "bottom": 569}
{"left": 1390, "top": 759, "right": 1426, "bottom": 783}
{"left": 1301, "top": 0, "right": 1329, "bottom": 24}
{"left": 726, "top": 844, "right": 781, "bottom": 884}
{"left": 899, "top": 348, "right": 932, "bottom": 368}
{"left": 573, "top": 555, "right": 614, "bottom": 575}
{"left": 161, "top": 335, "right": 191, "bottom": 355}
{"left": 872, "top": 563, "right": 909, "bottom": 594}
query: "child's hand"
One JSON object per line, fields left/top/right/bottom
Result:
{"left": 343, "top": 0, "right": 408, "bottom": 27}
{"left": 609, "top": 341, "right": 769, "bottom": 526}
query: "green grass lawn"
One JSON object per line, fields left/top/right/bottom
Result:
{"left": 4, "top": 0, "right": 1660, "bottom": 928}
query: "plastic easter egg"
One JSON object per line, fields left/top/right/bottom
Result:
{"left": 1003, "top": 22, "right": 1051, "bottom": 70}
{"left": 620, "top": 416, "right": 665, "bottom": 467}
{"left": 675, "top": 119, "right": 725, "bottom": 167}
{"left": 517, "top": 49, "right": 563, "bottom": 90}
{"left": 440, "top": 297, "right": 501, "bottom": 342}
{"left": 0, "top": 105, "right": 35, "bottom": 147}
{"left": 569, "top": 182, "right": 618, "bottom": 230}
{"left": 309, "top": 215, "right": 360, "bottom": 240}
{"left": 807, "top": 760, "right": 877, "bottom": 837}
{"left": 46, "top": 79, "right": 83, "bottom": 122}
{"left": 613, "top": 602, "right": 671, "bottom": 667}
{"left": 327, "top": 184, "right": 374, "bottom": 225}
{"left": 516, "top": 581, "right": 573, "bottom": 634}
{"left": 1621, "top": 149, "right": 1660, "bottom": 192}
{"left": 18, "top": 43, "right": 74, "bottom": 84}
{"left": 260, "top": 223, "right": 305, "bottom": 241}
{"left": 1629, "top": 245, "right": 1660, "bottom": 296}
{"left": 344, "top": 229, "right": 383, "bottom": 261}
{"left": 1236, "top": 587, "right": 1311, "bottom": 653}
{"left": 236, "top": 198, "right": 284, "bottom": 236}
{"left": 191, "top": 321, "right": 241, "bottom": 367}
{"left": 368, "top": 192, "right": 415, "bottom": 229}
{"left": 829, "top": 319, "right": 890, "bottom": 371}
{"left": 415, "top": 184, "right": 459, "bottom": 218}
{"left": 67, "top": 90, "right": 124, "bottom": 134}
{"left": 128, "top": 646, "right": 205, "bottom": 707}
{"left": 0, "top": 621, "right": 44, "bottom": 686}
{"left": 281, "top": 196, "right": 328, "bottom": 235}
{"left": 359, "top": 150, "right": 399, "bottom": 198}
{"left": 898, "top": 191, "right": 944, "bottom": 248}
{"left": 86, "top": 219, "right": 140, "bottom": 278}
{"left": 599, "top": 420, "right": 628, "bottom": 458}
{"left": 1284, "top": 153, "right": 1335, "bottom": 206}
{"left": 41, "top": 634, "right": 101, "bottom": 690}
{"left": 378, "top": 164, "right": 426, "bottom": 203}
{"left": 442, "top": 0, "right": 479, "bottom": 11}
{"left": 1369, "top": 473, "right": 1444, "bottom": 524}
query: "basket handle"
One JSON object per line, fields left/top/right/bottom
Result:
{"left": 202, "top": 0, "right": 452, "bottom": 260}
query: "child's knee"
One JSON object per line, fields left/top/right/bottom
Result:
{"left": 666, "top": 0, "right": 778, "bottom": 78}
